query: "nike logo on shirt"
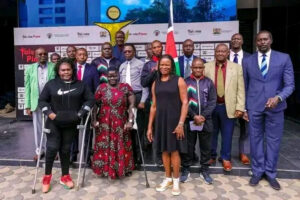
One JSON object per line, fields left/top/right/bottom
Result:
{"left": 57, "top": 88, "right": 76, "bottom": 95}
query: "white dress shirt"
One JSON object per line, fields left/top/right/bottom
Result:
{"left": 230, "top": 49, "right": 243, "bottom": 65}
{"left": 258, "top": 49, "right": 271, "bottom": 72}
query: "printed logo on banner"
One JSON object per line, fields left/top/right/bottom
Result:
{"left": 187, "top": 29, "right": 202, "bottom": 35}
{"left": 22, "top": 35, "right": 41, "bottom": 39}
{"left": 99, "top": 31, "right": 107, "bottom": 38}
{"left": 77, "top": 32, "right": 90, "bottom": 38}
{"left": 47, "top": 33, "right": 52, "bottom": 39}
{"left": 153, "top": 30, "right": 160, "bottom": 36}
{"left": 213, "top": 28, "right": 232, "bottom": 35}
{"left": 129, "top": 32, "right": 147, "bottom": 36}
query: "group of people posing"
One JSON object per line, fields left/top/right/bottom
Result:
{"left": 25, "top": 30, "right": 294, "bottom": 195}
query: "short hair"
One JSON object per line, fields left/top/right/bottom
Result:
{"left": 35, "top": 47, "right": 47, "bottom": 54}
{"left": 124, "top": 43, "right": 136, "bottom": 52}
{"left": 215, "top": 43, "right": 229, "bottom": 51}
{"left": 115, "top": 30, "right": 125, "bottom": 37}
{"left": 183, "top": 39, "right": 194, "bottom": 44}
{"left": 231, "top": 33, "right": 243, "bottom": 40}
{"left": 256, "top": 30, "right": 273, "bottom": 41}
{"left": 101, "top": 42, "right": 112, "bottom": 49}
{"left": 192, "top": 57, "right": 204, "bottom": 65}
{"left": 151, "top": 40, "right": 162, "bottom": 46}
{"left": 50, "top": 53, "right": 61, "bottom": 60}
{"left": 66, "top": 45, "right": 76, "bottom": 51}
{"left": 55, "top": 57, "right": 76, "bottom": 79}
{"left": 76, "top": 48, "right": 87, "bottom": 54}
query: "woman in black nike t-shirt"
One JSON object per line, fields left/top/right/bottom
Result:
{"left": 38, "top": 58, "right": 95, "bottom": 193}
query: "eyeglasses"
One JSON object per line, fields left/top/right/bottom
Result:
{"left": 38, "top": 53, "right": 47, "bottom": 56}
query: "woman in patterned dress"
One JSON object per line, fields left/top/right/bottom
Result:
{"left": 92, "top": 68, "right": 135, "bottom": 179}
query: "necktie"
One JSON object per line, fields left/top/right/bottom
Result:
{"left": 233, "top": 53, "right": 238, "bottom": 63}
{"left": 217, "top": 65, "right": 225, "bottom": 97}
{"left": 184, "top": 58, "right": 191, "bottom": 78}
{"left": 125, "top": 61, "right": 131, "bottom": 86}
{"left": 261, "top": 54, "right": 267, "bottom": 78}
{"left": 77, "top": 65, "right": 82, "bottom": 81}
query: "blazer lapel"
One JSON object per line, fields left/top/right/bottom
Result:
{"left": 265, "top": 51, "right": 275, "bottom": 81}
{"left": 82, "top": 64, "right": 89, "bottom": 81}
{"left": 225, "top": 61, "right": 233, "bottom": 92}
{"left": 253, "top": 52, "right": 264, "bottom": 81}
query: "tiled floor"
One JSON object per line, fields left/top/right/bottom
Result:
{"left": 0, "top": 118, "right": 300, "bottom": 178}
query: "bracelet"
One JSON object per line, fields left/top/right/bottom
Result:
{"left": 178, "top": 121, "right": 184, "bottom": 126}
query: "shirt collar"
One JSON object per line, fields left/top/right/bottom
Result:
{"left": 190, "top": 73, "right": 204, "bottom": 80}
{"left": 152, "top": 55, "right": 160, "bottom": 62}
{"left": 230, "top": 49, "right": 243, "bottom": 57}
{"left": 38, "top": 63, "right": 47, "bottom": 68}
{"left": 184, "top": 55, "right": 193, "bottom": 61}
{"left": 215, "top": 61, "right": 227, "bottom": 68}
{"left": 258, "top": 49, "right": 272, "bottom": 57}
{"left": 77, "top": 63, "right": 86, "bottom": 68}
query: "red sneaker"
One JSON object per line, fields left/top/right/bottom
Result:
{"left": 42, "top": 174, "right": 52, "bottom": 193}
{"left": 60, "top": 174, "right": 74, "bottom": 189}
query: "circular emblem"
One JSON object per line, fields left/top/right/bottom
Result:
{"left": 107, "top": 6, "right": 121, "bottom": 21}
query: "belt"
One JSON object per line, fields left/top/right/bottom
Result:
{"left": 133, "top": 90, "right": 142, "bottom": 95}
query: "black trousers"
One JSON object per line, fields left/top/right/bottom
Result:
{"left": 45, "top": 120, "right": 77, "bottom": 175}
{"left": 181, "top": 126, "right": 211, "bottom": 172}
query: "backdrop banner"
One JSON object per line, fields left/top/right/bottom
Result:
{"left": 14, "top": 21, "right": 238, "bottom": 120}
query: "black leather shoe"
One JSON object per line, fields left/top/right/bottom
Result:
{"left": 266, "top": 177, "right": 281, "bottom": 190}
{"left": 249, "top": 176, "right": 261, "bottom": 186}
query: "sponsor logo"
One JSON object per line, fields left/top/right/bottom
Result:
{"left": 46, "top": 33, "right": 69, "bottom": 39}
{"left": 129, "top": 32, "right": 147, "bottom": 36}
{"left": 57, "top": 88, "right": 77, "bottom": 95}
{"left": 22, "top": 34, "right": 41, "bottom": 39}
{"left": 47, "top": 33, "right": 52, "bottom": 39}
{"left": 153, "top": 30, "right": 160, "bottom": 36}
{"left": 77, "top": 32, "right": 90, "bottom": 38}
{"left": 213, "top": 28, "right": 232, "bottom": 35}
{"left": 99, "top": 31, "right": 107, "bottom": 38}
{"left": 187, "top": 29, "right": 202, "bottom": 35}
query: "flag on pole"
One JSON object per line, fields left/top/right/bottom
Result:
{"left": 165, "top": 0, "right": 181, "bottom": 76}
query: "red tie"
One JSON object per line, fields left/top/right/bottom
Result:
{"left": 77, "top": 65, "right": 82, "bottom": 81}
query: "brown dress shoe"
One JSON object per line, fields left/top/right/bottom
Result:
{"left": 208, "top": 158, "right": 216, "bottom": 165}
{"left": 240, "top": 154, "right": 250, "bottom": 165}
{"left": 222, "top": 160, "right": 232, "bottom": 171}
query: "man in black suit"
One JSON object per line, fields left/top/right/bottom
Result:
{"left": 70, "top": 48, "right": 99, "bottom": 165}
{"left": 229, "top": 33, "right": 251, "bottom": 165}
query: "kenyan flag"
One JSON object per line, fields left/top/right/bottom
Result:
{"left": 165, "top": 0, "right": 180, "bottom": 76}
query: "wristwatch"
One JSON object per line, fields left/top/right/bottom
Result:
{"left": 129, "top": 119, "right": 133, "bottom": 123}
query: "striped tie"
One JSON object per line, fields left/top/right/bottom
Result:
{"left": 261, "top": 54, "right": 267, "bottom": 78}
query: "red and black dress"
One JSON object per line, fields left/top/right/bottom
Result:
{"left": 92, "top": 83, "right": 134, "bottom": 179}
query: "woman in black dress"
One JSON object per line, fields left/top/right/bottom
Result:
{"left": 147, "top": 54, "right": 188, "bottom": 196}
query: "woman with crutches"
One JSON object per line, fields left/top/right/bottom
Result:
{"left": 38, "top": 58, "right": 94, "bottom": 193}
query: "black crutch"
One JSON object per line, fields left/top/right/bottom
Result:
{"left": 75, "top": 111, "right": 91, "bottom": 191}
{"left": 32, "top": 114, "right": 49, "bottom": 194}
{"left": 133, "top": 108, "right": 150, "bottom": 188}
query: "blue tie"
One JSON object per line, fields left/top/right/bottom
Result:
{"left": 261, "top": 54, "right": 267, "bottom": 78}
{"left": 233, "top": 53, "right": 238, "bottom": 63}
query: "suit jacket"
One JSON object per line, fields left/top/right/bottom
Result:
{"left": 179, "top": 55, "right": 207, "bottom": 78}
{"left": 242, "top": 50, "right": 295, "bottom": 112}
{"left": 25, "top": 62, "right": 56, "bottom": 111}
{"left": 80, "top": 63, "right": 100, "bottom": 94}
{"left": 204, "top": 60, "right": 245, "bottom": 118}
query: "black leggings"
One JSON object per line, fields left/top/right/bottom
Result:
{"left": 45, "top": 120, "right": 77, "bottom": 175}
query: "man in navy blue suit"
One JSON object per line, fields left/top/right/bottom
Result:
{"left": 229, "top": 33, "right": 251, "bottom": 165}
{"left": 112, "top": 30, "right": 126, "bottom": 63}
{"left": 70, "top": 48, "right": 99, "bottom": 165}
{"left": 243, "top": 30, "right": 294, "bottom": 190}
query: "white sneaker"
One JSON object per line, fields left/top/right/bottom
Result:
{"left": 156, "top": 178, "right": 173, "bottom": 192}
{"left": 171, "top": 178, "right": 181, "bottom": 196}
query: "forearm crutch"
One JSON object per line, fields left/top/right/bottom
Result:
{"left": 133, "top": 108, "right": 150, "bottom": 188}
{"left": 32, "top": 113, "right": 49, "bottom": 194}
{"left": 81, "top": 121, "right": 93, "bottom": 187}
{"left": 75, "top": 111, "right": 91, "bottom": 191}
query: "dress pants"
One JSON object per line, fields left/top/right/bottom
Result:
{"left": 239, "top": 118, "right": 250, "bottom": 154}
{"left": 211, "top": 104, "right": 235, "bottom": 161}
{"left": 32, "top": 108, "right": 46, "bottom": 155}
{"left": 248, "top": 110, "right": 284, "bottom": 179}
{"left": 181, "top": 123, "right": 211, "bottom": 172}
